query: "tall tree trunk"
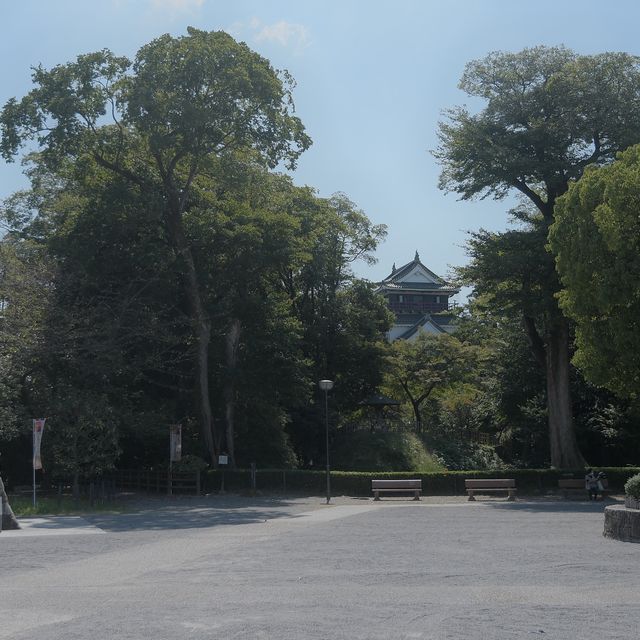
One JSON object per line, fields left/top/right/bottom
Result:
{"left": 97, "top": 158, "right": 218, "bottom": 464}
{"left": 0, "top": 476, "right": 20, "bottom": 530}
{"left": 546, "top": 320, "right": 584, "bottom": 469}
{"left": 224, "top": 318, "right": 241, "bottom": 468}
{"left": 195, "top": 313, "right": 216, "bottom": 463}
{"left": 523, "top": 314, "right": 585, "bottom": 468}
{"left": 165, "top": 208, "right": 217, "bottom": 465}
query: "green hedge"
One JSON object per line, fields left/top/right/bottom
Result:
{"left": 203, "top": 466, "right": 640, "bottom": 496}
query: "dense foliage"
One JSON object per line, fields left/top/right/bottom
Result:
{"left": 331, "top": 431, "right": 443, "bottom": 472}
{"left": 435, "top": 45, "right": 640, "bottom": 468}
{"left": 625, "top": 473, "right": 640, "bottom": 499}
{"left": 551, "top": 144, "right": 640, "bottom": 399}
{"left": 0, "top": 29, "right": 392, "bottom": 483}
{"left": 2, "top": 38, "right": 640, "bottom": 483}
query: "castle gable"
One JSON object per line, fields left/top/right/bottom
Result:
{"left": 393, "top": 263, "right": 442, "bottom": 286}
{"left": 378, "top": 252, "right": 459, "bottom": 341}
{"left": 381, "top": 252, "right": 449, "bottom": 290}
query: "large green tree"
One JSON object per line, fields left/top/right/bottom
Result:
{"left": 384, "top": 332, "right": 479, "bottom": 434}
{"left": 1, "top": 28, "right": 310, "bottom": 464}
{"left": 435, "top": 45, "right": 640, "bottom": 468}
{"left": 261, "top": 189, "right": 391, "bottom": 466}
{"left": 550, "top": 144, "right": 640, "bottom": 398}
{"left": 2, "top": 146, "right": 389, "bottom": 471}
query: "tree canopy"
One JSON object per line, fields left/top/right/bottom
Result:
{"left": 0, "top": 29, "right": 395, "bottom": 476}
{"left": 436, "top": 46, "right": 640, "bottom": 217}
{"left": 435, "top": 45, "right": 640, "bottom": 468}
{"left": 384, "top": 332, "right": 479, "bottom": 434}
{"left": 550, "top": 144, "right": 640, "bottom": 399}
{"left": 1, "top": 27, "right": 311, "bottom": 465}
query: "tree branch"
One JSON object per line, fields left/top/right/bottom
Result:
{"left": 522, "top": 314, "right": 546, "bottom": 368}
{"left": 92, "top": 153, "right": 149, "bottom": 191}
{"left": 510, "top": 178, "right": 550, "bottom": 217}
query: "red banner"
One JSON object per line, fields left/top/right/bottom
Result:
{"left": 33, "top": 418, "right": 46, "bottom": 470}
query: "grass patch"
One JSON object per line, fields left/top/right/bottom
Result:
{"left": 332, "top": 430, "right": 445, "bottom": 472}
{"left": 9, "top": 495, "right": 125, "bottom": 516}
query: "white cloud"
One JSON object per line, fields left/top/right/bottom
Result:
{"left": 148, "top": 0, "right": 205, "bottom": 13}
{"left": 254, "top": 20, "right": 310, "bottom": 50}
{"left": 225, "top": 17, "right": 311, "bottom": 54}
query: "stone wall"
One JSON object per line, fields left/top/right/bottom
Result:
{"left": 0, "top": 476, "right": 21, "bottom": 531}
{"left": 603, "top": 504, "right": 640, "bottom": 542}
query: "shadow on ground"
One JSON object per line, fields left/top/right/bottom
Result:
{"left": 479, "top": 497, "right": 620, "bottom": 514}
{"left": 82, "top": 495, "right": 311, "bottom": 532}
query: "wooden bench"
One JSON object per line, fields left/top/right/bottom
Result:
{"left": 465, "top": 478, "right": 516, "bottom": 501}
{"left": 558, "top": 478, "right": 608, "bottom": 499}
{"left": 372, "top": 479, "right": 421, "bottom": 501}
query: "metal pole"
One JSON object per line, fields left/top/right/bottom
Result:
{"left": 32, "top": 420, "right": 36, "bottom": 507}
{"left": 325, "top": 389, "right": 331, "bottom": 504}
{"left": 250, "top": 462, "right": 256, "bottom": 493}
{"left": 168, "top": 427, "right": 173, "bottom": 496}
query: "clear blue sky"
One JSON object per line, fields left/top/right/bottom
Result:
{"left": 2, "top": 0, "right": 639, "bottom": 291}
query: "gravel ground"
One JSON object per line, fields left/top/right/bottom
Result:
{"left": 1, "top": 494, "right": 638, "bottom": 639}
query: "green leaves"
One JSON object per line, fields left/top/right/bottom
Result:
{"left": 551, "top": 144, "right": 640, "bottom": 398}
{"left": 125, "top": 29, "right": 310, "bottom": 169}
{"left": 1, "top": 50, "right": 130, "bottom": 166}
{"left": 435, "top": 46, "right": 640, "bottom": 212}
{"left": 384, "top": 332, "right": 481, "bottom": 432}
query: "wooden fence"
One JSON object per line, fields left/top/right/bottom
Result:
{"left": 113, "top": 469, "right": 201, "bottom": 495}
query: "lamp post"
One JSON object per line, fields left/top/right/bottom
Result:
{"left": 318, "top": 379, "right": 334, "bottom": 504}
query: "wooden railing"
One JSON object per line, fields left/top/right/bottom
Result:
{"left": 113, "top": 469, "right": 201, "bottom": 495}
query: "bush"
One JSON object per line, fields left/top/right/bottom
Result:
{"left": 431, "top": 441, "right": 506, "bottom": 470}
{"left": 171, "top": 455, "right": 209, "bottom": 472}
{"left": 625, "top": 473, "right": 640, "bottom": 499}
{"left": 331, "top": 431, "right": 444, "bottom": 472}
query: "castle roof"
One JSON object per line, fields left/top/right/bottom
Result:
{"left": 395, "top": 313, "right": 457, "bottom": 340}
{"left": 377, "top": 251, "right": 459, "bottom": 295}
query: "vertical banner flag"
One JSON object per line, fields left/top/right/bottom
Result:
{"left": 33, "top": 418, "right": 46, "bottom": 470}
{"left": 170, "top": 424, "right": 182, "bottom": 462}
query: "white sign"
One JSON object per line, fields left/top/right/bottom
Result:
{"left": 218, "top": 455, "right": 229, "bottom": 465}
{"left": 169, "top": 424, "right": 182, "bottom": 462}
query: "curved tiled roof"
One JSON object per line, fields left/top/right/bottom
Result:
{"left": 383, "top": 281, "right": 446, "bottom": 290}
{"left": 378, "top": 254, "right": 458, "bottom": 294}
{"left": 396, "top": 313, "right": 457, "bottom": 340}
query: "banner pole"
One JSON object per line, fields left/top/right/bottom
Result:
{"left": 169, "top": 433, "right": 172, "bottom": 497}
{"left": 32, "top": 420, "right": 36, "bottom": 507}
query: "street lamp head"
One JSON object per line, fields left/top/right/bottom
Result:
{"left": 319, "top": 379, "right": 334, "bottom": 392}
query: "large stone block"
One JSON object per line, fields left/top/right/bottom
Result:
{"left": 0, "top": 476, "right": 21, "bottom": 531}
{"left": 603, "top": 505, "right": 640, "bottom": 542}
{"left": 624, "top": 496, "right": 640, "bottom": 510}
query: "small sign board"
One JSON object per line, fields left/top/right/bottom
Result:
{"left": 169, "top": 424, "right": 182, "bottom": 462}
{"left": 218, "top": 455, "right": 229, "bottom": 465}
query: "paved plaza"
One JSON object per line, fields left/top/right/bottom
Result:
{"left": 1, "top": 495, "right": 639, "bottom": 639}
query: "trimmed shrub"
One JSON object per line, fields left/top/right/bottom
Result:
{"left": 202, "top": 466, "right": 640, "bottom": 496}
{"left": 624, "top": 473, "right": 640, "bottom": 499}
